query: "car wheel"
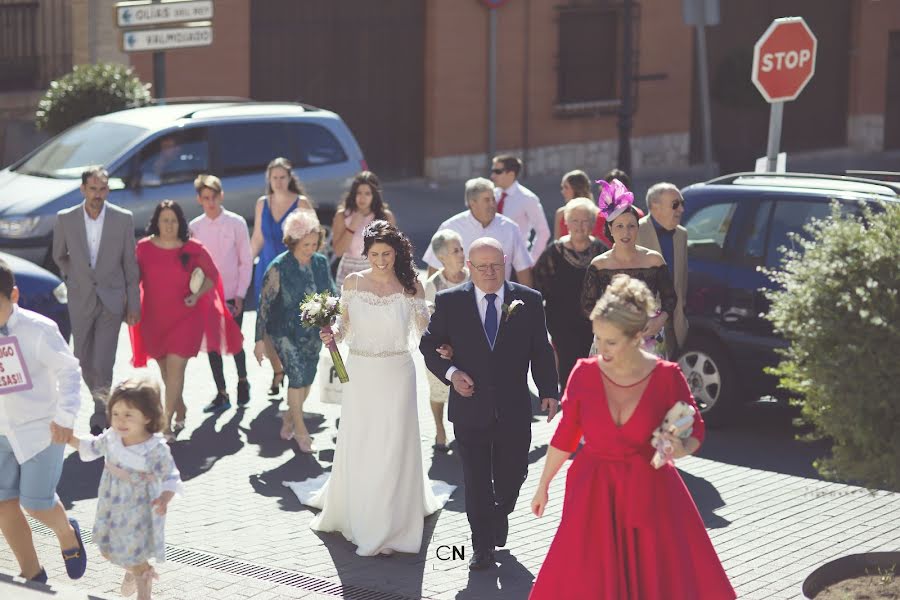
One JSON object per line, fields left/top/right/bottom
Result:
{"left": 678, "top": 335, "right": 739, "bottom": 425}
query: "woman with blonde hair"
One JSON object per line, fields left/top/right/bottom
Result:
{"left": 251, "top": 157, "right": 314, "bottom": 395}
{"left": 254, "top": 209, "right": 335, "bottom": 453}
{"left": 529, "top": 274, "right": 734, "bottom": 599}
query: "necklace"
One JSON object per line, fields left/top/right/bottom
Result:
{"left": 599, "top": 364, "right": 655, "bottom": 388}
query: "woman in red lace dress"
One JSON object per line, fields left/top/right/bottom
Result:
{"left": 129, "top": 200, "right": 243, "bottom": 440}
{"left": 529, "top": 274, "right": 734, "bottom": 600}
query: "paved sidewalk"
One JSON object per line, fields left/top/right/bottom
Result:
{"left": 1, "top": 315, "right": 899, "bottom": 599}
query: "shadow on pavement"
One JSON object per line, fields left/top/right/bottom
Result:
{"left": 698, "top": 403, "right": 832, "bottom": 480}
{"left": 240, "top": 403, "right": 326, "bottom": 459}
{"left": 57, "top": 452, "right": 103, "bottom": 509}
{"left": 679, "top": 470, "right": 731, "bottom": 529}
{"left": 455, "top": 550, "right": 535, "bottom": 600}
{"left": 428, "top": 447, "right": 465, "bottom": 514}
{"left": 171, "top": 406, "right": 246, "bottom": 481}
{"left": 249, "top": 453, "right": 325, "bottom": 512}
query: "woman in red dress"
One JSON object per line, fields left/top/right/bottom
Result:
{"left": 530, "top": 274, "right": 735, "bottom": 600}
{"left": 129, "top": 200, "right": 243, "bottom": 440}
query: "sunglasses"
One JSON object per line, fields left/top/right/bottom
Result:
{"left": 671, "top": 199, "right": 685, "bottom": 209}
{"left": 490, "top": 168, "right": 506, "bottom": 175}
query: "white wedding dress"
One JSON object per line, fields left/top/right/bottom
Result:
{"left": 284, "top": 289, "right": 455, "bottom": 556}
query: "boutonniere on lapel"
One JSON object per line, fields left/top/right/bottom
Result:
{"left": 501, "top": 299, "right": 525, "bottom": 322}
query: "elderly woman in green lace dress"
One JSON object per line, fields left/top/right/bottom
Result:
{"left": 254, "top": 209, "right": 335, "bottom": 453}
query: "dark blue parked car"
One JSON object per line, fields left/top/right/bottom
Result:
{"left": 1, "top": 251, "right": 70, "bottom": 339}
{"left": 677, "top": 172, "right": 899, "bottom": 423}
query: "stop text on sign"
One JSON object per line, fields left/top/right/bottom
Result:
{"left": 759, "top": 49, "right": 813, "bottom": 72}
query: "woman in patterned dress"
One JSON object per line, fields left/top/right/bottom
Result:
{"left": 254, "top": 210, "right": 335, "bottom": 453}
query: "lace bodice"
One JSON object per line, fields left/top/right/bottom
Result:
{"left": 335, "top": 290, "right": 429, "bottom": 356}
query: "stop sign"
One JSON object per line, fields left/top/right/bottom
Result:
{"left": 751, "top": 17, "right": 818, "bottom": 103}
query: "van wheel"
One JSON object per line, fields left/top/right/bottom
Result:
{"left": 678, "top": 335, "right": 739, "bottom": 426}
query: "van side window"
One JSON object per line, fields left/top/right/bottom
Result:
{"left": 214, "top": 123, "right": 293, "bottom": 176}
{"left": 764, "top": 200, "right": 831, "bottom": 268}
{"left": 684, "top": 202, "right": 737, "bottom": 262}
{"left": 138, "top": 129, "right": 208, "bottom": 186}
{"left": 291, "top": 123, "right": 347, "bottom": 167}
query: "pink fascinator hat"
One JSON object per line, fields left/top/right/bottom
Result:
{"left": 282, "top": 208, "right": 320, "bottom": 240}
{"left": 597, "top": 178, "right": 634, "bottom": 221}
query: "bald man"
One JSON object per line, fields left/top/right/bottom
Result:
{"left": 420, "top": 237, "right": 559, "bottom": 570}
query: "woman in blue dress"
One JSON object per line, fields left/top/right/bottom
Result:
{"left": 251, "top": 157, "right": 314, "bottom": 395}
{"left": 254, "top": 209, "right": 335, "bottom": 453}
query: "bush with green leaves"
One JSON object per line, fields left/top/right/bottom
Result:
{"left": 35, "top": 63, "right": 151, "bottom": 134}
{"left": 763, "top": 200, "right": 900, "bottom": 491}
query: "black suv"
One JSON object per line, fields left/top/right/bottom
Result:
{"left": 677, "top": 172, "right": 900, "bottom": 423}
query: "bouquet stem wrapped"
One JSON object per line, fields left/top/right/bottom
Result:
{"left": 300, "top": 292, "right": 349, "bottom": 384}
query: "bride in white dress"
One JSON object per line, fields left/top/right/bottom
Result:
{"left": 285, "top": 220, "right": 455, "bottom": 556}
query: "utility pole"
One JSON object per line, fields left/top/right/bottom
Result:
{"left": 616, "top": 0, "right": 635, "bottom": 175}
{"left": 152, "top": 0, "right": 165, "bottom": 101}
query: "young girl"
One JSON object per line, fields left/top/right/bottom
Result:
{"left": 68, "top": 379, "right": 183, "bottom": 599}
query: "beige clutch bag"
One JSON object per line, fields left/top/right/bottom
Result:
{"left": 189, "top": 267, "right": 205, "bottom": 295}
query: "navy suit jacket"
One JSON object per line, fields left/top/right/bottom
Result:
{"left": 420, "top": 281, "right": 559, "bottom": 429}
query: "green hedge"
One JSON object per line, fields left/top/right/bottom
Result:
{"left": 763, "top": 201, "right": 900, "bottom": 491}
{"left": 35, "top": 63, "right": 151, "bottom": 134}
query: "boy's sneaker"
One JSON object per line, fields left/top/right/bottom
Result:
{"left": 202, "top": 392, "right": 231, "bottom": 414}
{"left": 236, "top": 380, "right": 251, "bottom": 406}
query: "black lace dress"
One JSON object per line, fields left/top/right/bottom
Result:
{"left": 580, "top": 264, "right": 678, "bottom": 355}
{"left": 533, "top": 238, "right": 608, "bottom": 389}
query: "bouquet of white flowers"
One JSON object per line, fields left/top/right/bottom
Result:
{"left": 299, "top": 292, "right": 348, "bottom": 383}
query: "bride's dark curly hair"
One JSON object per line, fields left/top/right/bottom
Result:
{"left": 362, "top": 220, "right": 418, "bottom": 295}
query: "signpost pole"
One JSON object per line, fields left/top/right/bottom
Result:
{"left": 765, "top": 101, "right": 783, "bottom": 173}
{"left": 152, "top": 0, "right": 165, "bottom": 102}
{"left": 487, "top": 7, "right": 497, "bottom": 165}
{"left": 616, "top": 0, "right": 635, "bottom": 176}
{"left": 693, "top": 3, "right": 715, "bottom": 178}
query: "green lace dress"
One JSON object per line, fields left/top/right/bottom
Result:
{"left": 255, "top": 251, "right": 336, "bottom": 388}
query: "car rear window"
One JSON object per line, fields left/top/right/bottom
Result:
{"left": 291, "top": 123, "right": 347, "bottom": 167}
{"left": 685, "top": 202, "right": 737, "bottom": 261}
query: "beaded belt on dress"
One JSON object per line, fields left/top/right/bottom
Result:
{"left": 349, "top": 348, "right": 409, "bottom": 358}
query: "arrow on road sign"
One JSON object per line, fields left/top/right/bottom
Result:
{"left": 122, "top": 8, "right": 132, "bottom": 24}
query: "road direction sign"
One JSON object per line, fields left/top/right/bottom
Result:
{"left": 122, "top": 23, "right": 212, "bottom": 52}
{"left": 116, "top": 0, "right": 213, "bottom": 28}
{"left": 751, "top": 16, "right": 818, "bottom": 103}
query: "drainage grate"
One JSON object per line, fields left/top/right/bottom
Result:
{"left": 30, "top": 520, "right": 429, "bottom": 600}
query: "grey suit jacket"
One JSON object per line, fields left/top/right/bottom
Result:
{"left": 637, "top": 215, "right": 688, "bottom": 347}
{"left": 52, "top": 201, "right": 140, "bottom": 320}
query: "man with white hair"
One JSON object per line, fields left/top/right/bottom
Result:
{"left": 423, "top": 178, "right": 534, "bottom": 287}
{"left": 637, "top": 182, "right": 688, "bottom": 358}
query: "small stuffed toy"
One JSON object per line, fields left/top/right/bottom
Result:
{"left": 650, "top": 401, "right": 696, "bottom": 469}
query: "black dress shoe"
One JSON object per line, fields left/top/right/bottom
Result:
{"left": 236, "top": 380, "right": 251, "bottom": 406}
{"left": 468, "top": 549, "right": 495, "bottom": 571}
{"left": 494, "top": 513, "right": 509, "bottom": 548}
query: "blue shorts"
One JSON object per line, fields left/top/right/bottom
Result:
{"left": 0, "top": 436, "right": 65, "bottom": 511}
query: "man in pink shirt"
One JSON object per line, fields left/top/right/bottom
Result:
{"left": 189, "top": 175, "right": 253, "bottom": 412}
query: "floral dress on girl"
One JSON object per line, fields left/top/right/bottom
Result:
{"left": 78, "top": 431, "right": 183, "bottom": 566}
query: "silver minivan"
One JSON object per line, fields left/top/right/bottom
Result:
{"left": 0, "top": 101, "right": 366, "bottom": 270}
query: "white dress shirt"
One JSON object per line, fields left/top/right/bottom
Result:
{"left": 445, "top": 285, "right": 505, "bottom": 380}
{"left": 495, "top": 180, "right": 551, "bottom": 261}
{"left": 422, "top": 211, "right": 534, "bottom": 278}
{"left": 0, "top": 306, "right": 81, "bottom": 463}
{"left": 83, "top": 202, "right": 107, "bottom": 270}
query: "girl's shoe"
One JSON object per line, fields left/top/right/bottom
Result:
{"left": 294, "top": 434, "right": 315, "bottom": 454}
{"left": 135, "top": 567, "right": 158, "bottom": 600}
{"left": 269, "top": 371, "right": 285, "bottom": 395}
{"left": 121, "top": 571, "right": 136, "bottom": 597}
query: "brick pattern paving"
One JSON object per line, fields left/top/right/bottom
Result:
{"left": 1, "top": 315, "right": 899, "bottom": 600}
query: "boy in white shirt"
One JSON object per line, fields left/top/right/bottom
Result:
{"left": 0, "top": 259, "right": 87, "bottom": 583}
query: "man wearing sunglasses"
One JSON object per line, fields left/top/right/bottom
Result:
{"left": 489, "top": 155, "right": 551, "bottom": 262}
{"left": 637, "top": 182, "right": 688, "bottom": 359}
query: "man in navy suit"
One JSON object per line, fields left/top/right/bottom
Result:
{"left": 420, "top": 237, "right": 559, "bottom": 570}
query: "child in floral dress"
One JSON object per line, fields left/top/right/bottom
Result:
{"left": 68, "top": 379, "right": 183, "bottom": 599}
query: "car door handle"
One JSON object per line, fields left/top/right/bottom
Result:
{"left": 722, "top": 307, "right": 751, "bottom": 322}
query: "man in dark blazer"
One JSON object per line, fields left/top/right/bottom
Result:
{"left": 52, "top": 166, "right": 140, "bottom": 434}
{"left": 420, "top": 237, "right": 559, "bottom": 570}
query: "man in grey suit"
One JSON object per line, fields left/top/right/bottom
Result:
{"left": 52, "top": 167, "right": 141, "bottom": 434}
{"left": 637, "top": 182, "right": 688, "bottom": 359}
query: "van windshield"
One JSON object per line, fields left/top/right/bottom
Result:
{"left": 14, "top": 120, "right": 147, "bottom": 179}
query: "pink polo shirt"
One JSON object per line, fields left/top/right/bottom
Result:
{"left": 189, "top": 209, "right": 253, "bottom": 301}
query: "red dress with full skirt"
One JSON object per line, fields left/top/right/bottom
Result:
{"left": 529, "top": 358, "right": 735, "bottom": 600}
{"left": 129, "top": 238, "right": 243, "bottom": 367}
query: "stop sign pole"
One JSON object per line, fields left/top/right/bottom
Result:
{"left": 751, "top": 17, "right": 818, "bottom": 172}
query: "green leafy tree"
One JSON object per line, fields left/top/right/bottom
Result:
{"left": 763, "top": 201, "right": 900, "bottom": 491}
{"left": 35, "top": 63, "right": 151, "bottom": 134}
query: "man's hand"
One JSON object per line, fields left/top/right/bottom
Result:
{"left": 232, "top": 297, "right": 244, "bottom": 316}
{"left": 436, "top": 344, "right": 453, "bottom": 360}
{"left": 50, "top": 422, "right": 73, "bottom": 445}
{"left": 451, "top": 370, "right": 475, "bottom": 397}
{"left": 125, "top": 312, "right": 140, "bottom": 326}
{"left": 541, "top": 398, "right": 559, "bottom": 422}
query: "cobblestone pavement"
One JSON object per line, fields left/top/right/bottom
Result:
{"left": 1, "top": 314, "right": 899, "bottom": 600}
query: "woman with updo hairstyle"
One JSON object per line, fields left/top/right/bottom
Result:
{"left": 528, "top": 278, "right": 734, "bottom": 599}
{"left": 254, "top": 209, "right": 335, "bottom": 453}
{"left": 285, "top": 220, "right": 455, "bottom": 557}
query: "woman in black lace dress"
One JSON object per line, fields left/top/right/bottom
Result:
{"left": 580, "top": 179, "right": 677, "bottom": 357}
{"left": 534, "top": 198, "right": 608, "bottom": 390}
